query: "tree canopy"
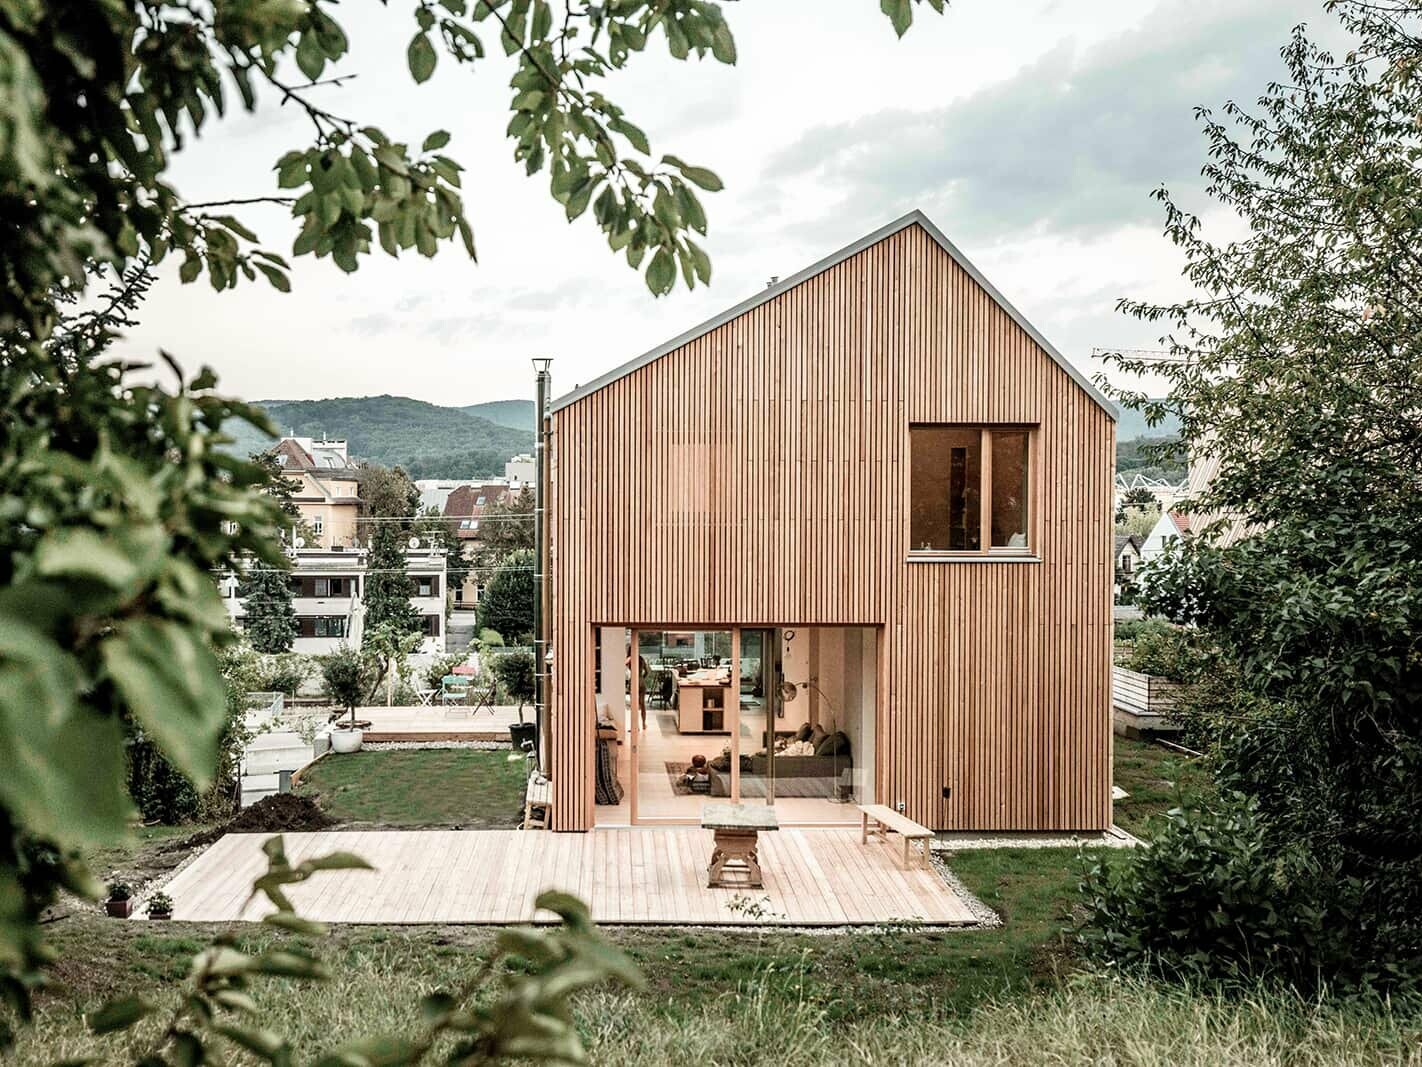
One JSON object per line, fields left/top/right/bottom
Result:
{"left": 1093, "top": 0, "right": 1422, "bottom": 991}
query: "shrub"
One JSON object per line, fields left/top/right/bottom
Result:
{"left": 106, "top": 882, "right": 132, "bottom": 902}
{"left": 424, "top": 652, "right": 469, "bottom": 689}
{"left": 1079, "top": 794, "right": 1369, "bottom": 992}
{"left": 1112, "top": 617, "right": 1174, "bottom": 644}
{"left": 1118, "top": 625, "right": 1201, "bottom": 681}
{"left": 256, "top": 652, "right": 312, "bottom": 695}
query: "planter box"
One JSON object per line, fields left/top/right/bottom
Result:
{"left": 105, "top": 899, "right": 133, "bottom": 918}
{"left": 1112, "top": 665, "right": 1182, "bottom": 737}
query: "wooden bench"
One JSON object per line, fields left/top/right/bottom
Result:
{"left": 523, "top": 777, "right": 553, "bottom": 830}
{"left": 858, "top": 804, "right": 934, "bottom": 869}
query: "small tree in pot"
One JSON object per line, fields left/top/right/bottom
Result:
{"left": 321, "top": 644, "right": 375, "bottom": 751}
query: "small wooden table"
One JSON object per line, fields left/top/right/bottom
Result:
{"left": 701, "top": 802, "right": 779, "bottom": 888}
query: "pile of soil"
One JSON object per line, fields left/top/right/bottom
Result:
{"left": 181, "top": 794, "right": 336, "bottom": 849}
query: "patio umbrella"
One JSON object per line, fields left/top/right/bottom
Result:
{"left": 346, "top": 593, "right": 365, "bottom": 646}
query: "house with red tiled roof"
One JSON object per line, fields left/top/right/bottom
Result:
{"left": 443, "top": 482, "right": 516, "bottom": 607}
{"left": 1140, "top": 509, "right": 1193, "bottom": 567}
{"left": 270, "top": 436, "right": 362, "bottom": 549}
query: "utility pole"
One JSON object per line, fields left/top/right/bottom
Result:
{"left": 531, "top": 358, "right": 552, "bottom": 774}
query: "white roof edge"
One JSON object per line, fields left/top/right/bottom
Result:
{"left": 549, "top": 209, "right": 1118, "bottom": 420}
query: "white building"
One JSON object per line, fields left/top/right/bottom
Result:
{"left": 1139, "top": 510, "right": 1193, "bottom": 567}
{"left": 225, "top": 545, "right": 449, "bottom": 654}
{"left": 504, "top": 453, "right": 535, "bottom": 486}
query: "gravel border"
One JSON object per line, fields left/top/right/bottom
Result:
{"left": 931, "top": 826, "right": 1140, "bottom": 851}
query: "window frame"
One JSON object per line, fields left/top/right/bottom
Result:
{"left": 907, "top": 423, "right": 1038, "bottom": 562}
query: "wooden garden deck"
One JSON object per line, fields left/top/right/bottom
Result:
{"left": 156, "top": 828, "right": 979, "bottom": 926}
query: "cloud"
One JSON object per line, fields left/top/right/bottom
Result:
{"left": 759, "top": 0, "right": 1326, "bottom": 243}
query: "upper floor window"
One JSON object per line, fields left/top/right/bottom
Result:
{"left": 910, "top": 425, "right": 1032, "bottom": 556}
{"left": 312, "top": 515, "right": 324, "bottom": 536}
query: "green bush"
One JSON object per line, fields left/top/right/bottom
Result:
{"left": 1079, "top": 795, "right": 1380, "bottom": 992}
{"left": 1112, "top": 617, "right": 1173, "bottom": 644}
{"left": 256, "top": 652, "right": 312, "bottom": 695}
{"left": 424, "top": 652, "right": 469, "bottom": 689}
{"left": 1117, "top": 625, "right": 1201, "bottom": 681}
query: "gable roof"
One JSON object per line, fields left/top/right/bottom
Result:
{"left": 1168, "top": 510, "right": 1193, "bottom": 535}
{"left": 1115, "top": 533, "right": 1143, "bottom": 556}
{"left": 550, "top": 209, "right": 1117, "bottom": 419}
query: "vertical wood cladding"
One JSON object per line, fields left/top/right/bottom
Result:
{"left": 549, "top": 222, "right": 1114, "bottom": 832}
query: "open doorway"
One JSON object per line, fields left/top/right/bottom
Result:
{"left": 591, "top": 626, "right": 877, "bottom": 826}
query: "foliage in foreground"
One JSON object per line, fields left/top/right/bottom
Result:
{"left": 71, "top": 836, "right": 636, "bottom": 1066}
{"left": 1098, "top": 0, "right": 1422, "bottom": 993}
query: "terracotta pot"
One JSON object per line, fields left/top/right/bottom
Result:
{"left": 105, "top": 899, "right": 133, "bottom": 918}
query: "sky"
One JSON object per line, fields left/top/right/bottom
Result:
{"left": 114, "top": 0, "right": 1336, "bottom": 407}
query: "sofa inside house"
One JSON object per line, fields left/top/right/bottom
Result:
{"left": 706, "top": 722, "right": 851, "bottom": 797}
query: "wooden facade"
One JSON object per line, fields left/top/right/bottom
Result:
{"left": 547, "top": 213, "right": 1115, "bottom": 832}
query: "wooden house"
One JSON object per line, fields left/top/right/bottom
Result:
{"left": 543, "top": 211, "right": 1116, "bottom": 833}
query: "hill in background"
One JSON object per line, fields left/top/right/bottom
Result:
{"left": 459, "top": 399, "right": 535, "bottom": 432}
{"left": 1115, "top": 402, "right": 1181, "bottom": 442}
{"left": 223, "top": 395, "right": 534, "bottom": 479}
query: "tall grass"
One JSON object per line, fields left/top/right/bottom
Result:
{"left": 17, "top": 952, "right": 1421, "bottom": 1066}
{"left": 579, "top": 973, "right": 1422, "bottom": 1066}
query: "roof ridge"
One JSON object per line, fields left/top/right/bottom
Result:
{"left": 549, "top": 209, "right": 1116, "bottom": 420}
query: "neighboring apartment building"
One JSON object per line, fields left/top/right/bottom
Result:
{"left": 224, "top": 545, "right": 448, "bottom": 654}
{"left": 272, "top": 436, "right": 361, "bottom": 549}
{"left": 443, "top": 482, "right": 514, "bottom": 608}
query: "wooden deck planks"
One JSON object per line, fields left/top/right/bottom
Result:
{"left": 158, "top": 829, "right": 977, "bottom": 926}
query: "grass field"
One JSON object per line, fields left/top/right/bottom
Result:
{"left": 294, "top": 748, "right": 529, "bottom": 827}
{"left": 11, "top": 739, "right": 1269, "bottom": 1065}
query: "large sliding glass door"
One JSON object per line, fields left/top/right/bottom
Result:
{"left": 615, "top": 625, "right": 870, "bottom": 826}
{"left": 737, "top": 628, "right": 778, "bottom": 804}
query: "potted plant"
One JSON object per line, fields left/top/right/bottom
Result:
{"left": 321, "top": 643, "right": 374, "bottom": 753}
{"left": 145, "top": 890, "right": 174, "bottom": 921}
{"left": 105, "top": 882, "right": 134, "bottom": 918}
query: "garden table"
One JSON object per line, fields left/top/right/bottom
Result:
{"left": 701, "top": 802, "right": 778, "bottom": 888}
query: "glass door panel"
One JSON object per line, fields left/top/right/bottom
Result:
{"left": 737, "top": 629, "right": 776, "bottom": 804}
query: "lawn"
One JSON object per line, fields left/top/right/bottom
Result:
{"left": 9, "top": 738, "right": 1258, "bottom": 1064}
{"left": 1113, "top": 736, "right": 1215, "bottom": 838}
{"left": 295, "top": 748, "right": 529, "bottom": 827}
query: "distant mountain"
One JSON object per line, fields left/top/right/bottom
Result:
{"left": 459, "top": 399, "right": 535, "bottom": 433}
{"left": 222, "top": 395, "right": 534, "bottom": 479}
{"left": 1116, "top": 402, "right": 1181, "bottom": 442}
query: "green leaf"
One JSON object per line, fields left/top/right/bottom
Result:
{"left": 296, "top": 31, "right": 325, "bottom": 81}
{"left": 610, "top": 117, "right": 650, "bottom": 155}
{"left": 300, "top": 851, "right": 375, "bottom": 873}
{"left": 881, "top": 0, "right": 913, "bottom": 37}
{"left": 0, "top": 604, "right": 130, "bottom": 845}
{"left": 678, "top": 165, "right": 723, "bottom": 192}
{"left": 262, "top": 912, "right": 328, "bottom": 936}
{"left": 421, "top": 130, "right": 451, "bottom": 152}
{"left": 215, "top": 1023, "right": 287, "bottom": 1060}
{"left": 407, "top": 33, "right": 437, "bottom": 83}
{"left": 711, "top": 22, "right": 736, "bottom": 64}
{"left": 100, "top": 618, "right": 227, "bottom": 789}
{"left": 33, "top": 526, "right": 169, "bottom": 591}
{"left": 87, "top": 995, "right": 156, "bottom": 1035}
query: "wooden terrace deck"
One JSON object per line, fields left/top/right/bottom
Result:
{"left": 156, "top": 828, "right": 979, "bottom": 926}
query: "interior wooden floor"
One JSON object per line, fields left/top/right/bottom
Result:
{"left": 155, "top": 828, "right": 978, "bottom": 926}
{"left": 594, "top": 702, "right": 864, "bottom": 827}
